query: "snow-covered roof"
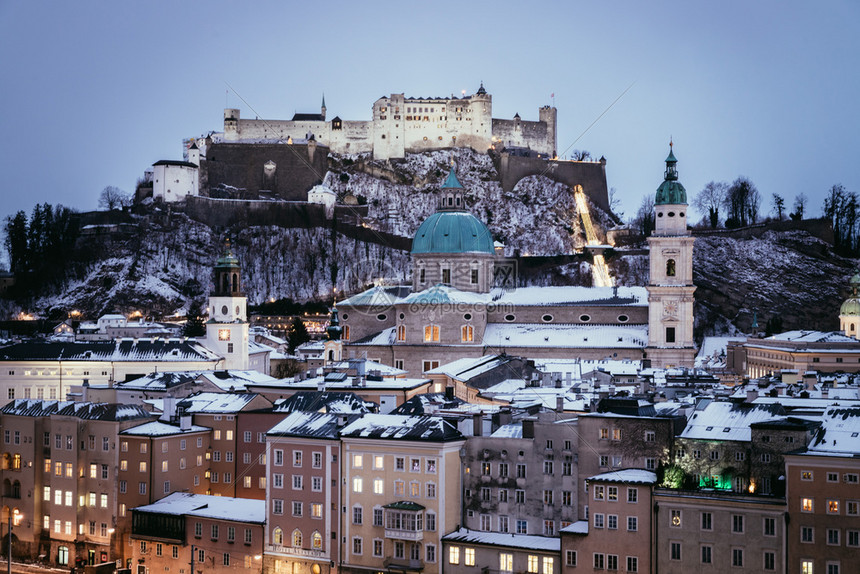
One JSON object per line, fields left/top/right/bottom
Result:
{"left": 807, "top": 407, "right": 860, "bottom": 455}
{"left": 132, "top": 492, "right": 265, "bottom": 524}
{"left": 116, "top": 371, "right": 204, "bottom": 390}
{"left": 339, "top": 285, "right": 409, "bottom": 307}
{"left": 327, "top": 358, "right": 408, "bottom": 377}
{"left": 490, "top": 286, "right": 648, "bottom": 307}
{"left": 350, "top": 327, "right": 397, "bottom": 346}
{"left": 0, "top": 339, "right": 220, "bottom": 362}
{"left": 426, "top": 355, "right": 512, "bottom": 380}
{"left": 560, "top": 520, "right": 589, "bottom": 535}
{"left": 176, "top": 392, "right": 266, "bottom": 414}
{"left": 680, "top": 401, "right": 785, "bottom": 442}
{"left": 0, "top": 399, "right": 153, "bottom": 421}
{"left": 442, "top": 528, "right": 560, "bottom": 552}
{"left": 273, "top": 391, "right": 376, "bottom": 414}
{"left": 766, "top": 330, "right": 858, "bottom": 343}
{"left": 491, "top": 424, "right": 523, "bottom": 439}
{"left": 483, "top": 323, "right": 648, "bottom": 349}
{"left": 696, "top": 336, "right": 745, "bottom": 368}
{"left": 340, "top": 414, "right": 463, "bottom": 442}
{"left": 270, "top": 375, "right": 430, "bottom": 392}
{"left": 588, "top": 469, "right": 657, "bottom": 484}
{"left": 196, "top": 370, "right": 278, "bottom": 392}
{"left": 248, "top": 340, "right": 274, "bottom": 357}
{"left": 120, "top": 421, "right": 210, "bottom": 436}
{"left": 388, "top": 393, "right": 466, "bottom": 416}
{"left": 268, "top": 411, "right": 357, "bottom": 439}
{"left": 401, "top": 284, "right": 486, "bottom": 306}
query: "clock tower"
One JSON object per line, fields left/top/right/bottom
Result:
{"left": 206, "top": 239, "right": 249, "bottom": 370}
{"left": 646, "top": 144, "right": 696, "bottom": 368}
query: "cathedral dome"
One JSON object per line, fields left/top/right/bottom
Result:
{"left": 841, "top": 272, "right": 860, "bottom": 316}
{"left": 655, "top": 147, "right": 688, "bottom": 206}
{"left": 412, "top": 211, "right": 494, "bottom": 255}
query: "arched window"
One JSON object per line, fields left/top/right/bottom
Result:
{"left": 292, "top": 529, "right": 302, "bottom": 547}
{"left": 232, "top": 273, "right": 238, "bottom": 292}
{"left": 666, "top": 259, "right": 676, "bottom": 277}
{"left": 12, "top": 454, "right": 21, "bottom": 470}
{"left": 221, "top": 274, "right": 229, "bottom": 293}
{"left": 312, "top": 531, "right": 322, "bottom": 549}
{"left": 424, "top": 325, "right": 440, "bottom": 342}
{"left": 397, "top": 325, "right": 406, "bottom": 342}
{"left": 343, "top": 326, "right": 350, "bottom": 341}
{"left": 272, "top": 527, "right": 283, "bottom": 545}
{"left": 328, "top": 350, "right": 334, "bottom": 361}
{"left": 461, "top": 325, "right": 474, "bottom": 342}
{"left": 12, "top": 481, "right": 20, "bottom": 499}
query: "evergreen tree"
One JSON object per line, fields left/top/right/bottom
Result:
{"left": 183, "top": 300, "right": 206, "bottom": 337}
{"left": 3, "top": 211, "right": 29, "bottom": 273}
{"left": 287, "top": 317, "right": 311, "bottom": 353}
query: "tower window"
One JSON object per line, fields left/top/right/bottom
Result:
{"left": 397, "top": 325, "right": 406, "bottom": 342}
{"left": 666, "top": 327, "right": 676, "bottom": 343}
{"left": 471, "top": 269, "right": 479, "bottom": 284}
{"left": 461, "top": 325, "right": 474, "bottom": 342}
{"left": 666, "top": 259, "right": 676, "bottom": 277}
{"left": 441, "top": 268, "right": 451, "bottom": 284}
{"left": 419, "top": 268, "right": 426, "bottom": 283}
{"left": 424, "top": 325, "right": 440, "bottom": 342}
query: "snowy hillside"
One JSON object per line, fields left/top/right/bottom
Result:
{"left": 3, "top": 149, "right": 853, "bottom": 341}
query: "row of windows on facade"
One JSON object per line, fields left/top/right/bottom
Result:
{"left": 665, "top": 543, "right": 780, "bottom": 570}
{"left": 6, "top": 387, "right": 58, "bottom": 399}
{"left": 799, "top": 526, "right": 859, "bottom": 547}
{"left": 6, "top": 369, "right": 108, "bottom": 377}
{"left": 139, "top": 540, "right": 255, "bottom": 568}
{"left": 466, "top": 512, "right": 562, "bottom": 536}
{"left": 798, "top": 497, "right": 859, "bottom": 516}
{"left": 42, "top": 488, "right": 109, "bottom": 509}
{"left": 567, "top": 552, "right": 640, "bottom": 572}
{"left": 347, "top": 453, "right": 437, "bottom": 473}
{"left": 473, "top": 459, "right": 575, "bottom": 479}
{"left": 449, "top": 547, "right": 555, "bottom": 574}
{"left": 44, "top": 517, "right": 111, "bottom": 537}
{"left": 665, "top": 509, "right": 778, "bottom": 534}
{"left": 347, "top": 537, "right": 435, "bottom": 562}
{"left": 350, "top": 476, "right": 437, "bottom": 497}
{"left": 799, "top": 469, "right": 860, "bottom": 483}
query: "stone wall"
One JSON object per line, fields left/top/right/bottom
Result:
{"left": 183, "top": 196, "right": 328, "bottom": 229}
{"left": 202, "top": 142, "right": 328, "bottom": 201}
{"left": 498, "top": 154, "right": 609, "bottom": 211}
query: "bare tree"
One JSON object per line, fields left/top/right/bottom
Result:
{"left": 771, "top": 193, "right": 786, "bottom": 221}
{"left": 570, "top": 149, "right": 592, "bottom": 161}
{"left": 99, "top": 186, "right": 131, "bottom": 211}
{"left": 791, "top": 192, "right": 808, "bottom": 220}
{"left": 692, "top": 181, "right": 728, "bottom": 228}
{"left": 631, "top": 194, "right": 655, "bottom": 237}
{"left": 724, "top": 177, "right": 760, "bottom": 228}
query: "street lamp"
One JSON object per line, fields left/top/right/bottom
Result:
{"left": 7, "top": 509, "right": 21, "bottom": 574}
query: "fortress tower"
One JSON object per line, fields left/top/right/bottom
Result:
{"left": 205, "top": 239, "right": 250, "bottom": 370}
{"left": 646, "top": 144, "right": 697, "bottom": 368}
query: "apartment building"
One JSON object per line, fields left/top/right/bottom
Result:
{"left": 443, "top": 528, "right": 560, "bottom": 574}
{"left": 174, "top": 393, "right": 274, "bottom": 498}
{"left": 0, "top": 399, "right": 154, "bottom": 568}
{"left": 653, "top": 488, "right": 785, "bottom": 573}
{"left": 130, "top": 493, "right": 265, "bottom": 574}
{"left": 561, "top": 470, "right": 656, "bottom": 574}
{"left": 784, "top": 406, "right": 860, "bottom": 574}
{"left": 264, "top": 411, "right": 357, "bottom": 574}
{"left": 117, "top": 419, "right": 212, "bottom": 564}
{"left": 339, "top": 414, "right": 464, "bottom": 574}
{"left": 461, "top": 412, "right": 579, "bottom": 537}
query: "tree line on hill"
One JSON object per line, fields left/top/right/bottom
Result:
{"left": 3, "top": 203, "right": 81, "bottom": 294}
{"left": 630, "top": 179, "right": 858, "bottom": 254}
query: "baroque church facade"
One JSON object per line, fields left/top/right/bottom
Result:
{"left": 335, "top": 148, "right": 696, "bottom": 374}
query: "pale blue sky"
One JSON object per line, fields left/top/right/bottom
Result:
{"left": 0, "top": 0, "right": 857, "bottom": 238}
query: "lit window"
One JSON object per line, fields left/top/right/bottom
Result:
{"left": 802, "top": 498, "right": 814, "bottom": 512}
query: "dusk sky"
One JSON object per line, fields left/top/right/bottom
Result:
{"left": 1, "top": 1, "right": 857, "bottom": 250}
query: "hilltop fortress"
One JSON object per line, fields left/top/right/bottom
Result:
{"left": 219, "top": 84, "right": 557, "bottom": 160}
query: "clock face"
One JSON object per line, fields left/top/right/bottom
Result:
{"left": 218, "top": 329, "right": 231, "bottom": 341}
{"left": 663, "top": 301, "right": 679, "bottom": 318}
{"left": 672, "top": 515, "right": 681, "bottom": 526}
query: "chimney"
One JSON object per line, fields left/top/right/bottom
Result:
{"left": 180, "top": 415, "right": 191, "bottom": 431}
{"left": 317, "top": 380, "right": 325, "bottom": 392}
{"left": 522, "top": 419, "right": 535, "bottom": 439}
{"left": 163, "top": 396, "right": 176, "bottom": 422}
{"left": 746, "top": 389, "right": 758, "bottom": 403}
{"left": 472, "top": 414, "right": 483, "bottom": 437}
{"left": 556, "top": 395, "right": 565, "bottom": 413}
{"left": 445, "top": 387, "right": 455, "bottom": 400}
{"left": 554, "top": 372, "right": 562, "bottom": 388}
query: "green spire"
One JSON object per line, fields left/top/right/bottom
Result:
{"left": 326, "top": 306, "right": 342, "bottom": 340}
{"left": 655, "top": 142, "right": 687, "bottom": 205}
{"left": 442, "top": 166, "right": 464, "bottom": 190}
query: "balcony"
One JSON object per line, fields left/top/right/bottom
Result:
{"left": 384, "top": 502, "right": 425, "bottom": 542}
{"left": 384, "top": 557, "right": 424, "bottom": 571}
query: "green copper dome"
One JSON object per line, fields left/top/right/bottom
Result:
{"left": 215, "top": 239, "right": 240, "bottom": 269}
{"left": 841, "top": 272, "right": 860, "bottom": 316}
{"left": 655, "top": 146, "right": 687, "bottom": 206}
{"left": 412, "top": 211, "right": 494, "bottom": 254}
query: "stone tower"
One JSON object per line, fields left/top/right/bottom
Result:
{"left": 205, "top": 239, "right": 249, "bottom": 370}
{"left": 840, "top": 272, "right": 860, "bottom": 338}
{"left": 324, "top": 305, "right": 343, "bottom": 365}
{"left": 645, "top": 144, "right": 697, "bottom": 368}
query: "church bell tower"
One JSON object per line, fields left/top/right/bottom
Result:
{"left": 645, "top": 144, "right": 697, "bottom": 368}
{"left": 206, "top": 239, "right": 249, "bottom": 370}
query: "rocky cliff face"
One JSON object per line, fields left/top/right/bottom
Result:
{"left": 5, "top": 149, "right": 853, "bottom": 340}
